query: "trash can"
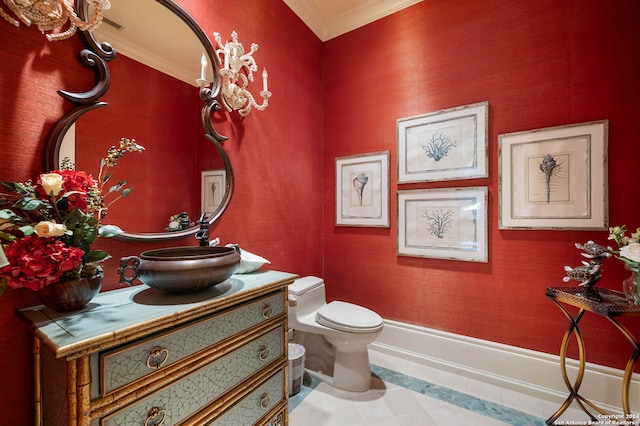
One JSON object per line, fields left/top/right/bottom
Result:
{"left": 288, "top": 343, "right": 305, "bottom": 396}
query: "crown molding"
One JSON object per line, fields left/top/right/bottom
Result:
{"left": 283, "top": 0, "right": 423, "bottom": 41}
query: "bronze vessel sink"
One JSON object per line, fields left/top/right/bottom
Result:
{"left": 118, "top": 246, "right": 241, "bottom": 293}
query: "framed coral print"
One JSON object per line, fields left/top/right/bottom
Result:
{"left": 397, "top": 101, "right": 488, "bottom": 183}
{"left": 397, "top": 187, "right": 488, "bottom": 262}
{"left": 335, "top": 151, "right": 390, "bottom": 227}
{"left": 201, "top": 169, "right": 226, "bottom": 214}
{"left": 498, "top": 120, "right": 608, "bottom": 230}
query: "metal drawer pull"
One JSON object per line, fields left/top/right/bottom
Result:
{"left": 146, "top": 346, "right": 169, "bottom": 370}
{"left": 258, "top": 345, "right": 270, "bottom": 361}
{"left": 262, "top": 303, "right": 273, "bottom": 318}
{"left": 144, "top": 407, "right": 166, "bottom": 426}
{"left": 260, "top": 393, "right": 271, "bottom": 410}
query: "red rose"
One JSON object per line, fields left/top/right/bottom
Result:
{"left": 0, "top": 235, "right": 84, "bottom": 291}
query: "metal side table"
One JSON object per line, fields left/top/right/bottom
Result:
{"left": 546, "top": 287, "right": 640, "bottom": 425}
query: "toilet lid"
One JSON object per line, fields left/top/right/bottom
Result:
{"left": 315, "top": 301, "right": 383, "bottom": 333}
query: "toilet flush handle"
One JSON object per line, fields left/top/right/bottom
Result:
{"left": 287, "top": 295, "right": 297, "bottom": 307}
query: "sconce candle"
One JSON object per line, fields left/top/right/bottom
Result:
{"left": 196, "top": 52, "right": 208, "bottom": 87}
{"left": 212, "top": 31, "right": 272, "bottom": 116}
{"left": 200, "top": 52, "right": 207, "bottom": 81}
{"left": 262, "top": 68, "right": 268, "bottom": 92}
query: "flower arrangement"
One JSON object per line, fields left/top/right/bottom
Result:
{"left": 0, "top": 138, "right": 144, "bottom": 295}
{"left": 165, "top": 212, "right": 191, "bottom": 232}
{"left": 608, "top": 225, "right": 640, "bottom": 268}
{"left": 608, "top": 225, "right": 640, "bottom": 301}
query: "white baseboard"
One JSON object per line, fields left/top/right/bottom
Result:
{"left": 370, "top": 319, "right": 639, "bottom": 413}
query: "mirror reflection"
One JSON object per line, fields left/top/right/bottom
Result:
{"left": 59, "top": 0, "right": 227, "bottom": 236}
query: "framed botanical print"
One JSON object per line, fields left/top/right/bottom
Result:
{"left": 397, "top": 187, "right": 488, "bottom": 262}
{"left": 397, "top": 102, "right": 488, "bottom": 183}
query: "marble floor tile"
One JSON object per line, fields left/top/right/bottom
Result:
{"left": 289, "top": 349, "right": 568, "bottom": 426}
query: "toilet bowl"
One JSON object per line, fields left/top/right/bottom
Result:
{"left": 287, "top": 276, "right": 383, "bottom": 392}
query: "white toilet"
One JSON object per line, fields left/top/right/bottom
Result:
{"left": 287, "top": 276, "right": 383, "bottom": 392}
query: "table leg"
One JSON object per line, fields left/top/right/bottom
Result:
{"left": 606, "top": 316, "right": 640, "bottom": 416}
{"left": 546, "top": 301, "right": 612, "bottom": 424}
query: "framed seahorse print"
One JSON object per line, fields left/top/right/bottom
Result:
{"left": 397, "top": 102, "right": 488, "bottom": 183}
{"left": 335, "top": 151, "right": 390, "bottom": 227}
{"left": 498, "top": 120, "right": 608, "bottom": 230}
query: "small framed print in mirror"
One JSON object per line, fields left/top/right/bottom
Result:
{"left": 335, "top": 151, "right": 390, "bottom": 227}
{"left": 498, "top": 120, "right": 608, "bottom": 230}
{"left": 201, "top": 169, "right": 226, "bottom": 214}
{"left": 397, "top": 187, "right": 488, "bottom": 262}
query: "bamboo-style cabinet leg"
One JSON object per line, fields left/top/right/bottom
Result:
{"left": 33, "top": 337, "right": 42, "bottom": 426}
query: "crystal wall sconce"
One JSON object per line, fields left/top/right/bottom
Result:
{"left": 201, "top": 31, "right": 271, "bottom": 117}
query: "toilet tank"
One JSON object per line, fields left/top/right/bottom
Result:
{"left": 288, "top": 276, "right": 327, "bottom": 315}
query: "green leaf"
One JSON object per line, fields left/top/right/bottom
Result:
{"left": 0, "top": 231, "right": 17, "bottom": 242}
{"left": 122, "top": 187, "right": 133, "bottom": 198}
{"left": 99, "top": 225, "right": 123, "bottom": 238}
{"left": 109, "top": 180, "right": 128, "bottom": 193}
{"left": 18, "top": 225, "right": 34, "bottom": 236}
{"left": 84, "top": 249, "right": 111, "bottom": 263}
{"left": 13, "top": 182, "right": 32, "bottom": 194}
{"left": 102, "top": 171, "right": 113, "bottom": 184}
{"left": 65, "top": 208, "right": 85, "bottom": 224}
{"left": 83, "top": 227, "right": 99, "bottom": 246}
{"left": 0, "top": 277, "right": 7, "bottom": 296}
{"left": 0, "top": 209, "right": 19, "bottom": 220}
{"left": 619, "top": 257, "right": 640, "bottom": 270}
{"left": 17, "top": 198, "right": 47, "bottom": 211}
{"left": 59, "top": 190, "right": 84, "bottom": 200}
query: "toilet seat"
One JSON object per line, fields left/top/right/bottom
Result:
{"left": 315, "top": 301, "right": 383, "bottom": 333}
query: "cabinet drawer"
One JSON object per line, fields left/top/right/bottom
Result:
{"left": 207, "top": 369, "right": 285, "bottom": 426}
{"left": 98, "top": 291, "right": 284, "bottom": 395}
{"left": 98, "top": 326, "right": 284, "bottom": 426}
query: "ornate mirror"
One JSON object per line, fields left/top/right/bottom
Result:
{"left": 45, "top": 0, "right": 232, "bottom": 242}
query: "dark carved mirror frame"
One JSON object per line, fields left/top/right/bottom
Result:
{"left": 44, "top": 0, "right": 234, "bottom": 242}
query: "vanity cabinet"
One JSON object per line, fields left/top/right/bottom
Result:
{"left": 18, "top": 270, "right": 297, "bottom": 426}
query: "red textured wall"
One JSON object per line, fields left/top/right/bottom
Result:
{"left": 0, "top": 0, "right": 322, "bottom": 423}
{"left": 323, "top": 0, "right": 640, "bottom": 370}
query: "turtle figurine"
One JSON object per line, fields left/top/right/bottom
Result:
{"left": 562, "top": 241, "right": 612, "bottom": 302}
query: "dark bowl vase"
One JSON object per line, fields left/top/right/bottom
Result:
{"left": 37, "top": 270, "right": 104, "bottom": 313}
{"left": 118, "top": 246, "right": 240, "bottom": 293}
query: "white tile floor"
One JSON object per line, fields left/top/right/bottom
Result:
{"left": 289, "top": 349, "right": 592, "bottom": 426}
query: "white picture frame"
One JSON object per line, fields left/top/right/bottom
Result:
{"left": 498, "top": 120, "right": 608, "bottom": 230}
{"left": 397, "top": 101, "right": 488, "bottom": 183}
{"left": 335, "top": 151, "right": 390, "bottom": 227}
{"left": 397, "top": 187, "right": 488, "bottom": 262}
{"left": 201, "top": 169, "right": 226, "bottom": 214}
